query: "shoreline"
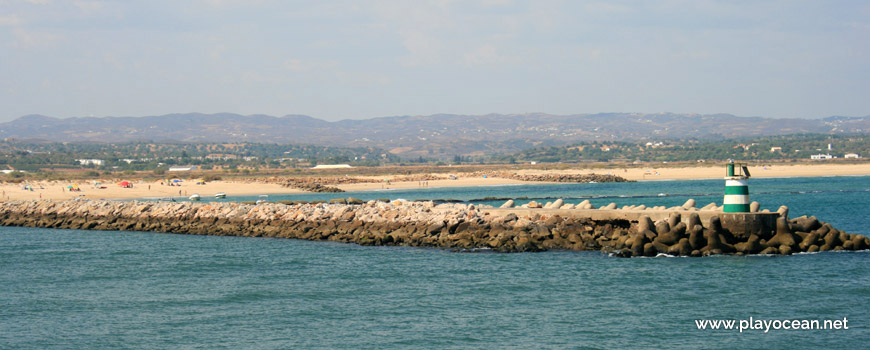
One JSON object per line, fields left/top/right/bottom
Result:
{"left": 1, "top": 163, "right": 868, "bottom": 201}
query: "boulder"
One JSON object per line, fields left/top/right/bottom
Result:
{"left": 682, "top": 199, "right": 696, "bottom": 209}
{"left": 637, "top": 216, "right": 654, "bottom": 233}
{"left": 776, "top": 205, "right": 789, "bottom": 220}
{"left": 639, "top": 242, "right": 655, "bottom": 256}
{"left": 700, "top": 203, "right": 717, "bottom": 211}
{"left": 615, "top": 248, "right": 633, "bottom": 258}
{"left": 655, "top": 222, "right": 686, "bottom": 246}
{"left": 766, "top": 217, "right": 799, "bottom": 249}
{"left": 852, "top": 235, "right": 869, "bottom": 250}
{"left": 701, "top": 228, "right": 734, "bottom": 254}
{"left": 683, "top": 212, "right": 701, "bottom": 231}
{"left": 654, "top": 221, "right": 670, "bottom": 236}
{"left": 820, "top": 229, "right": 842, "bottom": 251}
{"left": 667, "top": 212, "right": 681, "bottom": 230}
{"left": 735, "top": 234, "right": 764, "bottom": 254}
{"left": 799, "top": 232, "right": 819, "bottom": 251}
{"left": 791, "top": 216, "right": 821, "bottom": 233}
{"left": 749, "top": 201, "right": 760, "bottom": 213}
{"left": 688, "top": 224, "right": 705, "bottom": 250}
{"left": 759, "top": 246, "right": 778, "bottom": 255}
{"left": 670, "top": 238, "right": 692, "bottom": 256}
{"left": 843, "top": 240, "right": 854, "bottom": 250}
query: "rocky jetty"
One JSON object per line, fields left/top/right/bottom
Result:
{"left": 251, "top": 172, "right": 630, "bottom": 194}
{"left": 0, "top": 199, "right": 865, "bottom": 257}
{"left": 262, "top": 177, "right": 348, "bottom": 192}
{"left": 489, "top": 173, "right": 633, "bottom": 183}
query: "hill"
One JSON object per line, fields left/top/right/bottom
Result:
{"left": 2, "top": 113, "right": 868, "bottom": 158}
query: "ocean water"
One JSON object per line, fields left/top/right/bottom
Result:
{"left": 2, "top": 176, "right": 869, "bottom": 349}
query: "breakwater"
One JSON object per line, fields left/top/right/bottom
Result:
{"left": 0, "top": 199, "right": 866, "bottom": 257}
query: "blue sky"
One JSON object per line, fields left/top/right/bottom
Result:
{"left": 0, "top": 0, "right": 867, "bottom": 122}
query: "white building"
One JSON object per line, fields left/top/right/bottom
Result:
{"left": 844, "top": 153, "right": 860, "bottom": 159}
{"left": 311, "top": 164, "right": 352, "bottom": 169}
{"left": 810, "top": 154, "right": 834, "bottom": 160}
{"left": 77, "top": 159, "right": 104, "bottom": 166}
{"left": 168, "top": 166, "right": 198, "bottom": 172}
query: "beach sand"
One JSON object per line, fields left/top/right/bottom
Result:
{"left": 517, "top": 163, "right": 870, "bottom": 181}
{"left": 2, "top": 163, "right": 868, "bottom": 201}
{"left": 0, "top": 180, "right": 306, "bottom": 202}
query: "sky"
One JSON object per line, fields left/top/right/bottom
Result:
{"left": 0, "top": 0, "right": 868, "bottom": 122}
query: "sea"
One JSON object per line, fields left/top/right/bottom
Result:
{"left": 2, "top": 176, "right": 868, "bottom": 349}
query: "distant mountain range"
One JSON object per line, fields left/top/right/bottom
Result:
{"left": 2, "top": 113, "right": 868, "bottom": 158}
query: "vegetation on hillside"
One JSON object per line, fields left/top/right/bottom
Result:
{"left": 0, "top": 134, "right": 867, "bottom": 182}
{"left": 496, "top": 134, "right": 870, "bottom": 163}
{"left": 0, "top": 142, "right": 399, "bottom": 173}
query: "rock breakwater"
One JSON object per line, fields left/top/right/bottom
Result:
{"left": 261, "top": 177, "right": 348, "bottom": 192}
{"left": 0, "top": 199, "right": 865, "bottom": 257}
{"left": 482, "top": 172, "right": 633, "bottom": 183}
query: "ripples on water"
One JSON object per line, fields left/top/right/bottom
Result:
{"left": 3, "top": 176, "right": 870, "bottom": 349}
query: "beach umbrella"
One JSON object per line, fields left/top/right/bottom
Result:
{"left": 119, "top": 181, "right": 131, "bottom": 187}
{"left": 172, "top": 179, "right": 182, "bottom": 183}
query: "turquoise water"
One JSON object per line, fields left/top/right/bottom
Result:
{"left": 3, "top": 176, "right": 870, "bottom": 349}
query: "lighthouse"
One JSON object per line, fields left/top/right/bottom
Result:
{"left": 723, "top": 161, "right": 751, "bottom": 213}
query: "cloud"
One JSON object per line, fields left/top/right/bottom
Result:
{"left": 367, "top": 1, "right": 459, "bottom": 67}
{"left": 398, "top": 30, "right": 446, "bottom": 67}
{"left": 281, "top": 58, "right": 338, "bottom": 73}
{"left": 198, "top": 0, "right": 270, "bottom": 9}
{"left": 11, "top": 27, "right": 61, "bottom": 48}
{"left": 334, "top": 70, "right": 391, "bottom": 87}
{"left": 584, "top": 2, "right": 632, "bottom": 14}
{"left": 73, "top": 0, "right": 104, "bottom": 14}
{"left": 479, "top": 0, "right": 513, "bottom": 6}
{"left": 0, "top": 14, "right": 22, "bottom": 26}
{"left": 208, "top": 41, "right": 227, "bottom": 60}
{"left": 463, "top": 44, "right": 522, "bottom": 67}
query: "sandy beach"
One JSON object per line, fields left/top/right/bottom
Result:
{"left": 517, "top": 163, "right": 870, "bottom": 181}
{"left": 2, "top": 163, "right": 868, "bottom": 201}
{"left": 0, "top": 179, "right": 307, "bottom": 202}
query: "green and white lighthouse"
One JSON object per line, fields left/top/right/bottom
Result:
{"left": 723, "top": 161, "right": 751, "bottom": 213}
